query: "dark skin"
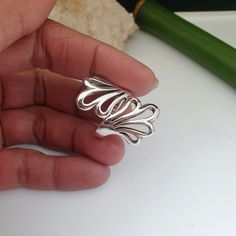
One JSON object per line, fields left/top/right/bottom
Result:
{"left": 0, "top": 0, "right": 158, "bottom": 190}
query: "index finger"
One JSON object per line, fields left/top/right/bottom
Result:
{"left": 0, "top": 20, "right": 158, "bottom": 96}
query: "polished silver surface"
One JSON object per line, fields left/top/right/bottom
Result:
{"left": 76, "top": 77, "right": 159, "bottom": 144}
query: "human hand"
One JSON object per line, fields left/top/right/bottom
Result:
{"left": 0, "top": 0, "right": 158, "bottom": 190}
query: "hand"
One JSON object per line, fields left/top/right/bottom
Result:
{"left": 0, "top": 0, "right": 158, "bottom": 190}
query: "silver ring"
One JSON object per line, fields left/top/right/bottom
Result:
{"left": 76, "top": 77, "right": 160, "bottom": 145}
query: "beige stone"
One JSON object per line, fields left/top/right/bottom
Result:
{"left": 49, "top": 0, "right": 138, "bottom": 50}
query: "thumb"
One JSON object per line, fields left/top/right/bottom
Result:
{"left": 0, "top": 0, "right": 57, "bottom": 52}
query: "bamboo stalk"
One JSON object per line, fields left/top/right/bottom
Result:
{"left": 135, "top": 0, "right": 236, "bottom": 88}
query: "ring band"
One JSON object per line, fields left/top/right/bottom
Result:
{"left": 76, "top": 77, "right": 159, "bottom": 144}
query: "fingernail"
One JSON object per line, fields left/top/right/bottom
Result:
{"left": 153, "top": 77, "right": 159, "bottom": 90}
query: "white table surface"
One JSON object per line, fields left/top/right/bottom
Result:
{"left": 0, "top": 12, "right": 236, "bottom": 236}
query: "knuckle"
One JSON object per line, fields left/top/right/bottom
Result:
{"left": 34, "top": 69, "right": 47, "bottom": 105}
{"left": 52, "top": 158, "right": 60, "bottom": 190}
{"left": 33, "top": 109, "right": 46, "bottom": 146}
{"left": 57, "top": 38, "right": 70, "bottom": 74}
{"left": 17, "top": 151, "right": 29, "bottom": 188}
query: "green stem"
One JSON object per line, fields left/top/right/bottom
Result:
{"left": 136, "top": 0, "right": 236, "bottom": 88}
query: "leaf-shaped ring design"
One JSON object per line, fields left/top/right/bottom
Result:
{"left": 76, "top": 77, "right": 160, "bottom": 144}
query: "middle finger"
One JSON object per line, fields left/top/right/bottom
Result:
{"left": 1, "top": 106, "right": 125, "bottom": 165}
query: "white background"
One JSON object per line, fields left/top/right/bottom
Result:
{"left": 0, "top": 12, "right": 236, "bottom": 236}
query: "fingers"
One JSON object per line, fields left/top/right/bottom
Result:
{"left": 1, "top": 70, "right": 82, "bottom": 114}
{"left": 0, "top": 69, "right": 109, "bottom": 122}
{"left": 0, "top": 0, "right": 56, "bottom": 52}
{"left": 0, "top": 20, "right": 158, "bottom": 96}
{"left": 1, "top": 107, "right": 125, "bottom": 166}
{"left": 0, "top": 148, "right": 109, "bottom": 190}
